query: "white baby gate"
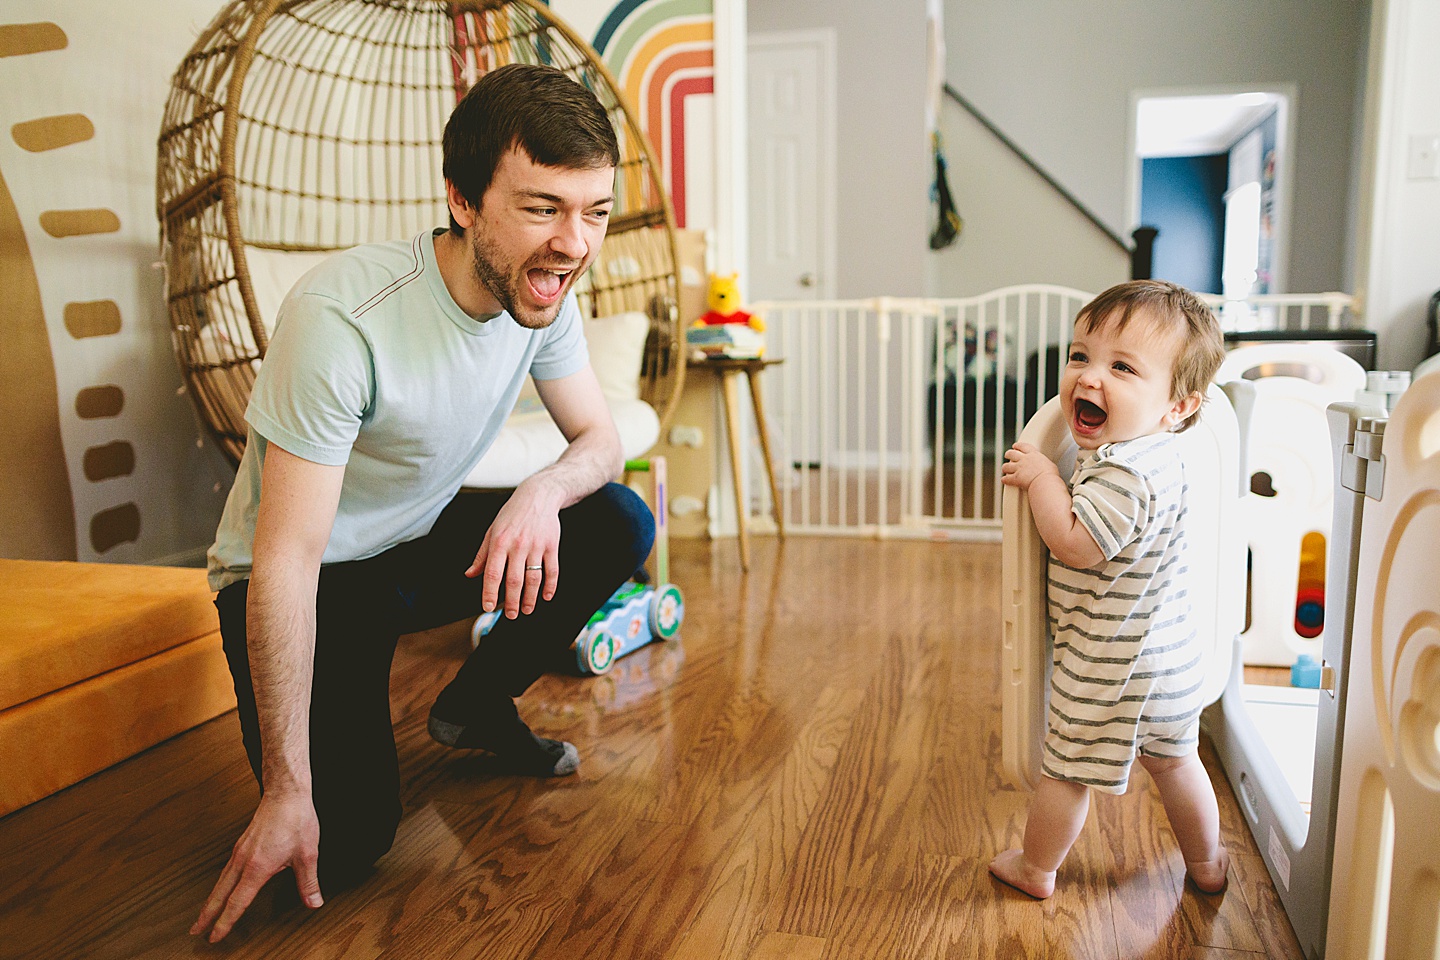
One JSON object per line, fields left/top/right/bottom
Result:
{"left": 748, "top": 287, "right": 1358, "bottom": 540}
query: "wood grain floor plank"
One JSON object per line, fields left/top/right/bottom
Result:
{"left": 765, "top": 628, "right": 917, "bottom": 938}
{"left": 1228, "top": 851, "right": 1306, "bottom": 959}
{"left": 0, "top": 716, "right": 257, "bottom": 960}
{"left": 1094, "top": 772, "right": 1193, "bottom": 960}
{"left": 744, "top": 930, "right": 827, "bottom": 960}
{"left": 880, "top": 855, "right": 984, "bottom": 960}
{"left": 521, "top": 818, "right": 690, "bottom": 959}
{"left": 1033, "top": 805, "right": 1124, "bottom": 959}
{"left": 665, "top": 683, "right": 864, "bottom": 960}
{"left": 632, "top": 685, "right": 867, "bottom": 954}
{"left": 974, "top": 755, "right": 1120, "bottom": 959}
{"left": 814, "top": 884, "right": 910, "bottom": 960}
{"left": 843, "top": 626, "right": 949, "bottom": 892}
{"left": 1179, "top": 881, "right": 1268, "bottom": 958}
{"left": 919, "top": 546, "right": 1018, "bottom": 865}
{"left": 963, "top": 864, "right": 1070, "bottom": 960}
{"left": 643, "top": 670, "right": 775, "bottom": 827}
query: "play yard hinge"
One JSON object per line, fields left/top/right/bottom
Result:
{"left": 1341, "top": 417, "right": 1387, "bottom": 500}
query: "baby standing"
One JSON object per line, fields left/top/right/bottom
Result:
{"left": 992, "top": 279, "right": 1229, "bottom": 898}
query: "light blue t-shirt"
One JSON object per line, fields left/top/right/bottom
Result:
{"left": 207, "top": 228, "right": 589, "bottom": 591}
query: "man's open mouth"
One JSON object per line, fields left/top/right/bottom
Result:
{"left": 527, "top": 267, "right": 572, "bottom": 302}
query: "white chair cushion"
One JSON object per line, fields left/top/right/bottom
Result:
{"left": 243, "top": 246, "right": 336, "bottom": 336}
{"left": 466, "top": 310, "right": 656, "bottom": 487}
{"left": 584, "top": 311, "right": 650, "bottom": 401}
{"left": 462, "top": 395, "right": 660, "bottom": 489}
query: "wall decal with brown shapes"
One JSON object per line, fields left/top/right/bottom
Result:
{"left": 12, "top": 113, "right": 94, "bottom": 152}
{"left": 83, "top": 441, "right": 135, "bottom": 482}
{"left": 39, "top": 208, "right": 120, "bottom": 237}
{"left": 0, "top": 22, "right": 66, "bottom": 58}
{"left": 0, "top": 167, "right": 77, "bottom": 560}
{"left": 0, "top": 8, "right": 245, "bottom": 564}
{"left": 75, "top": 385, "right": 124, "bottom": 419}
{"left": 90, "top": 503, "right": 140, "bottom": 554}
{"left": 63, "top": 300, "right": 122, "bottom": 339}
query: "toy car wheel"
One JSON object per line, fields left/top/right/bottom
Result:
{"left": 649, "top": 584, "right": 684, "bottom": 640}
{"left": 579, "top": 627, "right": 618, "bottom": 675}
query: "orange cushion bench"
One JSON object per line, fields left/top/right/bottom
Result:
{"left": 0, "top": 559, "right": 236, "bottom": 816}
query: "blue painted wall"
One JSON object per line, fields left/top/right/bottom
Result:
{"left": 1140, "top": 153, "right": 1228, "bottom": 294}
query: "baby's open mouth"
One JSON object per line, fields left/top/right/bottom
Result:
{"left": 1076, "top": 399, "right": 1107, "bottom": 428}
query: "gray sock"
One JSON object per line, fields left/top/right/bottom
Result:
{"left": 427, "top": 714, "right": 579, "bottom": 777}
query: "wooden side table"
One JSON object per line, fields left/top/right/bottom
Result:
{"left": 687, "top": 356, "right": 785, "bottom": 571}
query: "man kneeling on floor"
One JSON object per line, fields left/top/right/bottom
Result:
{"left": 193, "top": 63, "right": 654, "bottom": 943}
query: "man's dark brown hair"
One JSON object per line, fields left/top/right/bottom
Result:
{"left": 443, "top": 63, "right": 620, "bottom": 233}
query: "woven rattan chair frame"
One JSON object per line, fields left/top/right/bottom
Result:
{"left": 157, "top": 0, "right": 684, "bottom": 465}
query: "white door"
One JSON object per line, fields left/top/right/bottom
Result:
{"left": 746, "top": 30, "right": 835, "bottom": 302}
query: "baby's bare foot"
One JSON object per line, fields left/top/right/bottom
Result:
{"left": 988, "top": 848, "right": 1056, "bottom": 899}
{"left": 1185, "top": 850, "right": 1230, "bottom": 894}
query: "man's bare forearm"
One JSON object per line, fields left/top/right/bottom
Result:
{"left": 522, "top": 425, "right": 623, "bottom": 510}
{"left": 245, "top": 559, "right": 320, "bottom": 794}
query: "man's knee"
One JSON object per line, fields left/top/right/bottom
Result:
{"left": 317, "top": 792, "right": 401, "bottom": 887}
{"left": 582, "top": 481, "right": 657, "bottom": 570}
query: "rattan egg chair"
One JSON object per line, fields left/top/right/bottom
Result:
{"left": 157, "top": 0, "right": 683, "bottom": 465}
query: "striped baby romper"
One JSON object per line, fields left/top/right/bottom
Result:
{"left": 1042, "top": 432, "right": 1204, "bottom": 795}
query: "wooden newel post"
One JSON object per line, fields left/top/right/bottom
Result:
{"left": 1130, "top": 226, "right": 1158, "bottom": 280}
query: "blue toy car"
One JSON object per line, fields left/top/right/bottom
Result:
{"left": 469, "top": 579, "right": 684, "bottom": 675}
{"left": 574, "top": 580, "right": 684, "bottom": 674}
{"left": 469, "top": 457, "right": 684, "bottom": 676}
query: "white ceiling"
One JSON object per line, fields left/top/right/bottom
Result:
{"left": 1136, "top": 93, "right": 1282, "bottom": 158}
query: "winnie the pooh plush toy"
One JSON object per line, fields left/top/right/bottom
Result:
{"left": 693, "top": 273, "right": 765, "bottom": 331}
{"left": 686, "top": 273, "right": 765, "bottom": 358}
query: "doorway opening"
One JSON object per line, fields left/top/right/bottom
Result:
{"left": 1129, "top": 89, "right": 1293, "bottom": 298}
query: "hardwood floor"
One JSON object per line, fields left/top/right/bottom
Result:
{"left": 0, "top": 538, "right": 1305, "bottom": 959}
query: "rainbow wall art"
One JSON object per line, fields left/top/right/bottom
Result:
{"left": 569, "top": 0, "right": 715, "bottom": 229}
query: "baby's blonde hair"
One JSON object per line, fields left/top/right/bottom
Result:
{"left": 1074, "top": 280, "right": 1225, "bottom": 432}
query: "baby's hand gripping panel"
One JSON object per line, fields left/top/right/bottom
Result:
{"left": 1000, "top": 385, "right": 1244, "bottom": 790}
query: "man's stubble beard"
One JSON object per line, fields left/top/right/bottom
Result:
{"left": 469, "top": 229, "right": 580, "bottom": 331}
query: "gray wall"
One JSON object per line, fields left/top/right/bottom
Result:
{"left": 925, "top": 95, "right": 1130, "bottom": 298}
{"left": 748, "top": 0, "right": 930, "bottom": 298}
{"left": 945, "top": 0, "right": 1369, "bottom": 294}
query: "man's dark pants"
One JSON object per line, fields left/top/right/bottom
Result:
{"left": 214, "top": 482, "right": 655, "bottom": 885}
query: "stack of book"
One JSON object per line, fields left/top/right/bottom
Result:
{"left": 685, "top": 323, "right": 764, "bottom": 359}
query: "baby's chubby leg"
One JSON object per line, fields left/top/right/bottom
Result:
{"left": 988, "top": 775, "right": 1090, "bottom": 898}
{"left": 1138, "top": 752, "right": 1228, "bottom": 893}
